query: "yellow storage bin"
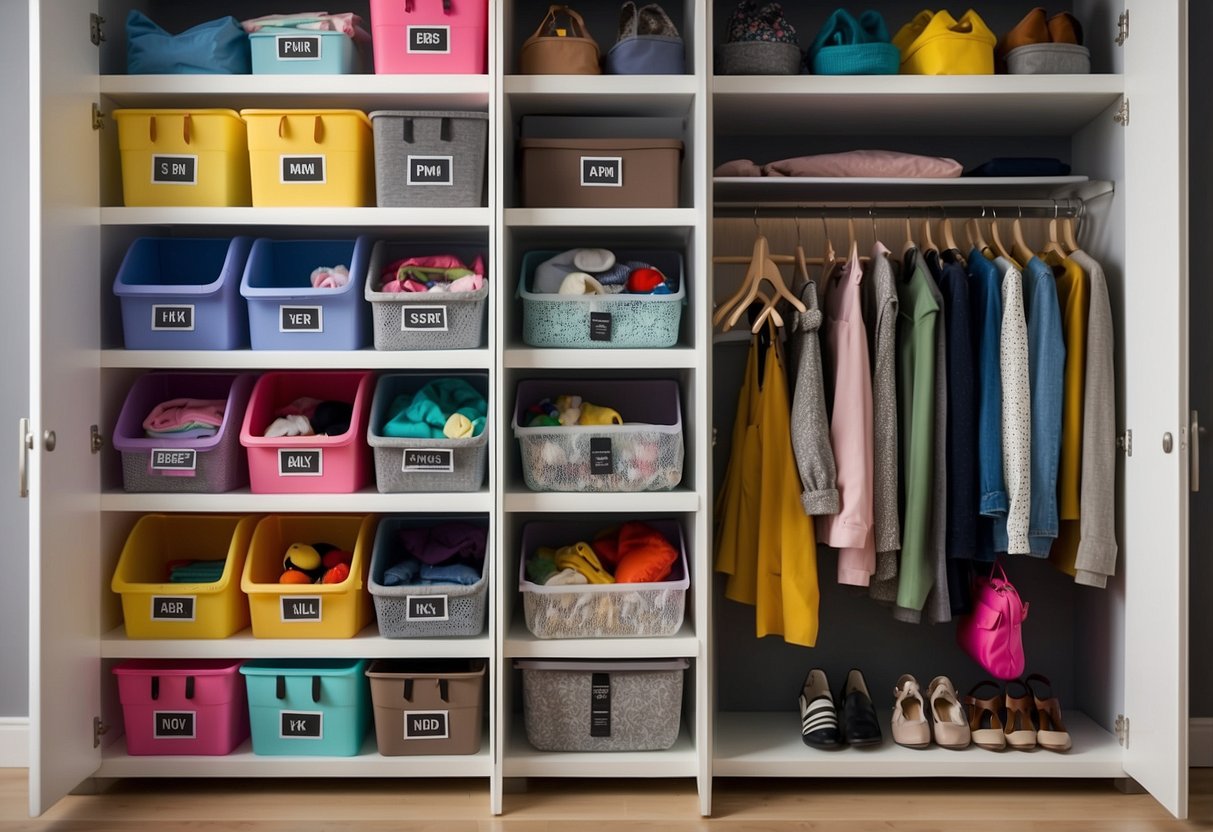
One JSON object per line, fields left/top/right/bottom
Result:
{"left": 241, "top": 514, "right": 375, "bottom": 638}
{"left": 241, "top": 109, "right": 374, "bottom": 207}
{"left": 113, "top": 109, "right": 251, "bottom": 207}
{"left": 111, "top": 514, "right": 257, "bottom": 639}
{"left": 893, "top": 9, "right": 996, "bottom": 75}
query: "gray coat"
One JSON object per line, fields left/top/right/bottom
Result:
{"left": 788, "top": 279, "right": 840, "bottom": 515}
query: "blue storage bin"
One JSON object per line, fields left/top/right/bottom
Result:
{"left": 113, "top": 237, "right": 253, "bottom": 351}
{"left": 250, "top": 29, "right": 360, "bottom": 75}
{"left": 240, "top": 659, "right": 371, "bottom": 756}
{"left": 240, "top": 237, "right": 372, "bottom": 350}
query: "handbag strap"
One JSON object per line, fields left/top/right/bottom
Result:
{"left": 531, "top": 5, "right": 591, "bottom": 40}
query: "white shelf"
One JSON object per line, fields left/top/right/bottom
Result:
{"left": 712, "top": 74, "right": 1125, "bottom": 135}
{"left": 502, "top": 722, "right": 697, "bottom": 778}
{"left": 713, "top": 711, "right": 1125, "bottom": 778}
{"left": 100, "top": 625, "right": 491, "bottom": 659}
{"left": 100, "top": 74, "right": 491, "bottom": 110}
{"left": 100, "top": 487, "right": 492, "bottom": 513}
{"left": 714, "top": 176, "right": 1102, "bottom": 205}
{"left": 505, "top": 75, "right": 696, "bottom": 115}
{"left": 504, "top": 619, "right": 698, "bottom": 659}
{"left": 102, "top": 349, "right": 490, "bottom": 370}
{"left": 505, "top": 208, "right": 699, "bottom": 228}
{"left": 504, "top": 488, "right": 700, "bottom": 513}
{"left": 503, "top": 346, "right": 698, "bottom": 370}
{"left": 101, "top": 207, "right": 492, "bottom": 227}
{"left": 97, "top": 733, "right": 492, "bottom": 778}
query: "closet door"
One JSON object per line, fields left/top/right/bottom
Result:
{"left": 1120, "top": 0, "right": 1189, "bottom": 817}
{"left": 27, "top": 0, "right": 102, "bottom": 815}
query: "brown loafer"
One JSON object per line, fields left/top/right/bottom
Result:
{"left": 1047, "top": 12, "right": 1083, "bottom": 45}
{"left": 997, "top": 7, "right": 1049, "bottom": 63}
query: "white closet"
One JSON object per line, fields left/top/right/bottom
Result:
{"left": 25, "top": 0, "right": 1189, "bottom": 821}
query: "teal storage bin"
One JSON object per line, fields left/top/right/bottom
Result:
{"left": 249, "top": 29, "right": 359, "bottom": 75}
{"left": 240, "top": 659, "right": 371, "bottom": 756}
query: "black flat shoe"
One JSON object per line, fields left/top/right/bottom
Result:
{"left": 798, "top": 668, "right": 841, "bottom": 749}
{"left": 838, "top": 668, "right": 883, "bottom": 747}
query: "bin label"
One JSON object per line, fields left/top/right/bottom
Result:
{"left": 404, "top": 710, "right": 449, "bottom": 740}
{"left": 402, "top": 305, "right": 449, "bottom": 331}
{"left": 280, "top": 305, "right": 323, "bottom": 333}
{"left": 581, "top": 157, "right": 623, "bottom": 187}
{"left": 403, "top": 449, "right": 454, "bottom": 473}
{"left": 590, "top": 438, "right": 613, "bottom": 475}
{"left": 589, "top": 312, "right": 612, "bottom": 342}
{"left": 280, "top": 711, "right": 323, "bottom": 739}
{"left": 153, "top": 711, "right": 196, "bottom": 739}
{"left": 280, "top": 155, "right": 326, "bottom": 184}
{"left": 406, "top": 156, "right": 454, "bottom": 186}
{"left": 281, "top": 596, "right": 323, "bottom": 622}
{"left": 590, "top": 673, "right": 611, "bottom": 737}
{"left": 151, "top": 304, "right": 195, "bottom": 331}
{"left": 151, "top": 449, "right": 197, "bottom": 472}
{"left": 405, "top": 594, "right": 449, "bottom": 621}
{"left": 278, "top": 448, "right": 324, "bottom": 477}
{"left": 151, "top": 595, "right": 196, "bottom": 622}
{"left": 151, "top": 155, "right": 197, "bottom": 185}
{"left": 276, "top": 35, "right": 322, "bottom": 60}
{"left": 407, "top": 25, "right": 450, "bottom": 53}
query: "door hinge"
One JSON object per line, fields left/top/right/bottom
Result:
{"left": 91, "top": 103, "right": 105, "bottom": 131}
{"left": 1114, "top": 98, "right": 1130, "bottom": 127}
{"left": 1115, "top": 714, "right": 1129, "bottom": 747}
{"left": 90, "top": 13, "right": 105, "bottom": 47}
{"left": 1115, "top": 9, "right": 1129, "bottom": 46}
{"left": 90, "top": 425, "right": 104, "bottom": 454}
{"left": 1118, "top": 429, "right": 1133, "bottom": 456}
{"left": 93, "top": 716, "right": 109, "bottom": 748}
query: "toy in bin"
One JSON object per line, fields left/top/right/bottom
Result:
{"left": 280, "top": 542, "right": 353, "bottom": 585}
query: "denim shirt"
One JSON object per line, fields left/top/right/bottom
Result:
{"left": 965, "top": 250, "right": 1007, "bottom": 541}
{"left": 1021, "top": 256, "right": 1066, "bottom": 556}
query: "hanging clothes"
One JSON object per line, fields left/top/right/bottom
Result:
{"left": 1021, "top": 256, "right": 1066, "bottom": 556}
{"left": 817, "top": 252, "right": 876, "bottom": 587}
{"left": 994, "top": 254, "right": 1032, "bottom": 555}
{"left": 863, "top": 243, "right": 902, "bottom": 604}
{"left": 1051, "top": 249, "right": 1117, "bottom": 587}
{"left": 966, "top": 248, "right": 1007, "bottom": 562}
{"left": 715, "top": 335, "right": 762, "bottom": 606}
{"left": 1046, "top": 251, "right": 1088, "bottom": 573}
{"left": 787, "top": 277, "right": 840, "bottom": 516}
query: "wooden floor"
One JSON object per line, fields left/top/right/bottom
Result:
{"left": 1, "top": 769, "right": 1209, "bottom": 831}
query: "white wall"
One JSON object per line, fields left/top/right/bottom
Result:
{"left": 0, "top": 0, "right": 30, "bottom": 719}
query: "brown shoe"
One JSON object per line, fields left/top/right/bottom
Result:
{"left": 963, "top": 681, "right": 1007, "bottom": 751}
{"left": 1025, "top": 673, "right": 1072, "bottom": 752}
{"left": 1047, "top": 12, "right": 1083, "bottom": 45}
{"left": 997, "top": 7, "right": 1049, "bottom": 63}
{"left": 1004, "top": 679, "right": 1038, "bottom": 750}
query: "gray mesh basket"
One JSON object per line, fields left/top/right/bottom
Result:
{"left": 368, "top": 373, "right": 489, "bottom": 493}
{"left": 511, "top": 379, "right": 683, "bottom": 492}
{"left": 365, "top": 240, "right": 489, "bottom": 351}
{"left": 517, "top": 659, "right": 688, "bottom": 752}
{"left": 369, "top": 110, "right": 488, "bottom": 208}
{"left": 369, "top": 515, "right": 489, "bottom": 638}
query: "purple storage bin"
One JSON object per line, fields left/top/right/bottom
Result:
{"left": 113, "top": 237, "right": 253, "bottom": 351}
{"left": 510, "top": 379, "right": 684, "bottom": 492}
{"left": 112, "top": 373, "right": 256, "bottom": 493}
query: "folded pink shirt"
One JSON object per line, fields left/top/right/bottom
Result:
{"left": 142, "top": 399, "right": 226, "bottom": 432}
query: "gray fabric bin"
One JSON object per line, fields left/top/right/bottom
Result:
{"left": 367, "top": 373, "right": 489, "bottom": 493}
{"left": 715, "top": 41, "right": 802, "bottom": 75}
{"left": 1005, "top": 43, "right": 1090, "bottom": 74}
{"left": 370, "top": 110, "right": 488, "bottom": 208}
{"left": 517, "top": 659, "right": 688, "bottom": 752}
{"left": 364, "top": 240, "right": 489, "bottom": 351}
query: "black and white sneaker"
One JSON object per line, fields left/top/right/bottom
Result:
{"left": 798, "top": 668, "right": 842, "bottom": 749}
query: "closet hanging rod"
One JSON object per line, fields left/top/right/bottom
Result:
{"left": 712, "top": 200, "right": 1086, "bottom": 219}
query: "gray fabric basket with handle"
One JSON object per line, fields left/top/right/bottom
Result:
{"left": 370, "top": 110, "right": 488, "bottom": 208}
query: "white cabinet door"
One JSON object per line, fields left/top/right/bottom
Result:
{"left": 1121, "top": 0, "right": 1189, "bottom": 818}
{"left": 27, "top": 0, "right": 101, "bottom": 816}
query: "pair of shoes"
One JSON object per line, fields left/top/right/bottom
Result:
{"left": 891, "top": 675, "right": 971, "bottom": 749}
{"left": 997, "top": 7, "right": 1082, "bottom": 55}
{"left": 798, "top": 668, "right": 882, "bottom": 749}
{"left": 963, "top": 674, "right": 1072, "bottom": 752}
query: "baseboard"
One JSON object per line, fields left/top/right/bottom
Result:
{"left": 0, "top": 717, "right": 28, "bottom": 768}
{"left": 1192, "top": 718, "right": 1213, "bottom": 767}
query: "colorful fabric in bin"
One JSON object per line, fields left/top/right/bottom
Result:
{"left": 241, "top": 12, "right": 371, "bottom": 42}
{"left": 168, "top": 559, "right": 227, "bottom": 583}
{"left": 532, "top": 249, "right": 677, "bottom": 296}
{"left": 526, "top": 395, "right": 623, "bottom": 428}
{"left": 806, "top": 9, "right": 900, "bottom": 75}
{"left": 381, "top": 379, "right": 487, "bottom": 439}
{"left": 380, "top": 254, "right": 486, "bottom": 294}
{"left": 126, "top": 11, "right": 252, "bottom": 75}
{"left": 143, "top": 398, "right": 226, "bottom": 439}
{"left": 381, "top": 522, "right": 487, "bottom": 587}
{"left": 526, "top": 521, "right": 678, "bottom": 586}
{"left": 725, "top": 1, "right": 800, "bottom": 44}
{"left": 263, "top": 397, "right": 353, "bottom": 438}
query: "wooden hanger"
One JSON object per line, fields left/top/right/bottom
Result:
{"left": 921, "top": 214, "right": 939, "bottom": 256}
{"left": 1061, "top": 209, "right": 1080, "bottom": 253}
{"left": 715, "top": 234, "right": 805, "bottom": 331}
{"left": 901, "top": 216, "right": 916, "bottom": 257}
{"left": 966, "top": 210, "right": 989, "bottom": 254}
{"left": 1011, "top": 208, "right": 1034, "bottom": 264}
{"left": 940, "top": 215, "right": 959, "bottom": 252}
{"left": 749, "top": 288, "right": 785, "bottom": 331}
{"left": 820, "top": 214, "right": 836, "bottom": 273}
{"left": 1041, "top": 201, "right": 1068, "bottom": 259}
{"left": 989, "top": 209, "right": 1012, "bottom": 260}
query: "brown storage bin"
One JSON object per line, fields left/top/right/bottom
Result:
{"left": 519, "top": 138, "right": 683, "bottom": 208}
{"left": 366, "top": 659, "right": 486, "bottom": 756}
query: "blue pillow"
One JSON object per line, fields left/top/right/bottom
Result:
{"left": 126, "top": 10, "right": 250, "bottom": 75}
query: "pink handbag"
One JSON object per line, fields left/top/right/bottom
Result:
{"left": 956, "top": 561, "right": 1028, "bottom": 680}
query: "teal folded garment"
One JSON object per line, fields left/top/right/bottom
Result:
{"left": 807, "top": 9, "right": 900, "bottom": 76}
{"left": 169, "top": 560, "right": 226, "bottom": 583}
{"left": 382, "top": 379, "right": 487, "bottom": 439}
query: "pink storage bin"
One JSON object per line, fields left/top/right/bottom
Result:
{"left": 370, "top": 0, "right": 488, "bottom": 74}
{"left": 113, "top": 659, "right": 248, "bottom": 756}
{"left": 239, "top": 371, "right": 373, "bottom": 494}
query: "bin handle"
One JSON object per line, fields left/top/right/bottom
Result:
{"left": 405, "top": 0, "right": 451, "bottom": 12}
{"left": 402, "top": 118, "right": 414, "bottom": 144}
{"left": 439, "top": 678, "right": 449, "bottom": 703}
{"left": 182, "top": 113, "right": 192, "bottom": 146}
{"left": 278, "top": 115, "right": 287, "bottom": 139}
{"left": 313, "top": 115, "right": 324, "bottom": 145}
{"left": 275, "top": 675, "right": 286, "bottom": 700}
{"left": 150, "top": 676, "right": 159, "bottom": 701}
{"left": 148, "top": 115, "right": 156, "bottom": 143}
{"left": 440, "top": 117, "right": 451, "bottom": 142}
{"left": 402, "top": 678, "right": 413, "bottom": 702}
{"left": 312, "top": 675, "right": 322, "bottom": 704}
{"left": 184, "top": 676, "right": 195, "bottom": 700}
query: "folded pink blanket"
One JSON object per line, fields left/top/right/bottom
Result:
{"left": 143, "top": 399, "right": 226, "bottom": 432}
{"left": 715, "top": 150, "right": 963, "bottom": 179}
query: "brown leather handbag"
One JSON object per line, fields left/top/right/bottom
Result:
{"left": 519, "top": 5, "right": 601, "bottom": 75}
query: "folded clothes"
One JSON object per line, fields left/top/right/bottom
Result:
{"left": 964, "top": 157, "right": 1072, "bottom": 177}
{"left": 167, "top": 559, "right": 226, "bottom": 583}
{"left": 715, "top": 150, "right": 963, "bottom": 179}
{"left": 419, "top": 562, "right": 481, "bottom": 586}
{"left": 398, "top": 522, "right": 487, "bottom": 566}
{"left": 545, "top": 567, "right": 588, "bottom": 586}
{"left": 311, "top": 400, "right": 353, "bottom": 436}
{"left": 379, "top": 254, "right": 486, "bottom": 294}
{"left": 311, "top": 265, "right": 350, "bottom": 289}
{"left": 265, "top": 414, "right": 314, "bottom": 438}
{"left": 526, "top": 522, "right": 677, "bottom": 586}
{"left": 382, "top": 558, "right": 421, "bottom": 587}
{"left": 241, "top": 11, "right": 370, "bottom": 41}
{"left": 381, "top": 379, "right": 487, "bottom": 439}
{"left": 526, "top": 395, "right": 623, "bottom": 427}
{"left": 145, "top": 425, "right": 219, "bottom": 440}
{"left": 143, "top": 398, "right": 226, "bottom": 434}
{"left": 533, "top": 248, "right": 615, "bottom": 294}
{"left": 276, "top": 397, "right": 323, "bottom": 419}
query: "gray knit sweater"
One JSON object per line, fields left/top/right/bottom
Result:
{"left": 788, "top": 279, "right": 840, "bottom": 515}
